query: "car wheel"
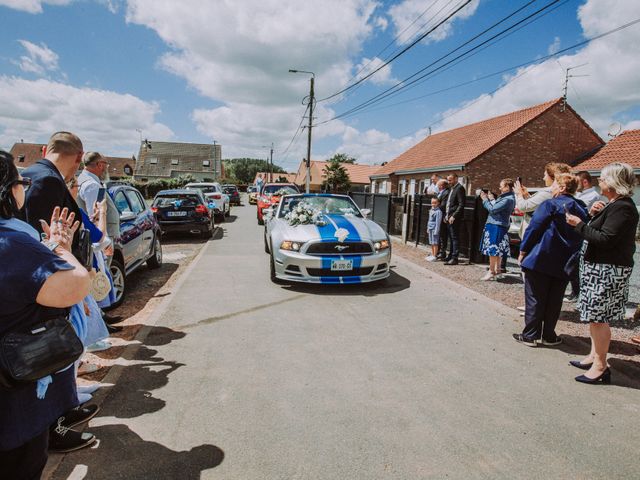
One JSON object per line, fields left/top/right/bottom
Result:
{"left": 264, "top": 231, "right": 270, "bottom": 253}
{"left": 147, "top": 236, "right": 162, "bottom": 269}
{"left": 202, "top": 225, "right": 213, "bottom": 239}
{"left": 269, "top": 241, "right": 284, "bottom": 284}
{"left": 217, "top": 212, "right": 225, "bottom": 223}
{"left": 258, "top": 212, "right": 264, "bottom": 226}
{"left": 109, "top": 257, "right": 126, "bottom": 308}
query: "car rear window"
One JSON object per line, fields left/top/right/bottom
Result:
{"left": 187, "top": 185, "right": 218, "bottom": 194}
{"left": 153, "top": 194, "right": 200, "bottom": 207}
{"left": 262, "top": 185, "right": 298, "bottom": 195}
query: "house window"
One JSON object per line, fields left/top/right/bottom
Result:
{"left": 171, "top": 159, "right": 179, "bottom": 165}
{"left": 203, "top": 160, "right": 210, "bottom": 167}
{"left": 124, "top": 165, "right": 132, "bottom": 175}
{"left": 18, "top": 154, "right": 25, "bottom": 163}
{"left": 149, "top": 157, "right": 158, "bottom": 165}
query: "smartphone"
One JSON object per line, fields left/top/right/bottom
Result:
{"left": 96, "top": 187, "right": 106, "bottom": 203}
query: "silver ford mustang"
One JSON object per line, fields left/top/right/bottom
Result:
{"left": 264, "top": 194, "right": 391, "bottom": 284}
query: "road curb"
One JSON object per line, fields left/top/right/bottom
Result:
{"left": 43, "top": 229, "right": 217, "bottom": 480}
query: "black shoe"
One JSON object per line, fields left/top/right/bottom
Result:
{"left": 575, "top": 368, "right": 611, "bottom": 385}
{"left": 59, "top": 405, "right": 100, "bottom": 429}
{"left": 107, "top": 324, "right": 123, "bottom": 334}
{"left": 540, "top": 336, "right": 563, "bottom": 346}
{"left": 569, "top": 360, "right": 593, "bottom": 370}
{"left": 103, "top": 313, "right": 123, "bottom": 325}
{"left": 49, "top": 421, "right": 96, "bottom": 453}
{"left": 512, "top": 333, "right": 537, "bottom": 347}
{"left": 444, "top": 258, "right": 459, "bottom": 265}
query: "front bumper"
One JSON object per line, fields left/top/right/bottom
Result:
{"left": 273, "top": 249, "right": 391, "bottom": 284}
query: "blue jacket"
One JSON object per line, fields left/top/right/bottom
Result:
{"left": 520, "top": 194, "right": 588, "bottom": 279}
{"left": 483, "top": 192, "right": 515, "bottom": 228}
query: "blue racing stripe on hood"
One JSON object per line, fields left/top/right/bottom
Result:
{"left": 316, "top": 220, "right": 337, "bottom": 242}
{"left": 326, "top": 214, "right": 361, "bottom": 241}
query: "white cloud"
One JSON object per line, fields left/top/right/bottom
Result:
{"left": 434, "top": 0, "right": 640, "bottom": 139}
{"left": 0, "top": 76, "right": 173, "bottom": 156}
{"left": 0, "top": 0, "right": 72, "bottom": 14}
{"left": 16, "top": 40, "right": 59, "bottom": 75}
{"left": 374, "top": 16, "right": 388, "bottom": 31}
{"left": 388, "top": 0, "right": 480, "bottom": 46}
{"left": 354, "top": 56, "right": 398, "bottom": 86}
{"left": 124, "top": 0, "right": 381, "bottom": 161}
{"left": 547, "top": 36, "right": 560, "bottom": 55}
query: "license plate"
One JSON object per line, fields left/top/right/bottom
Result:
{"left": 167, "top": 211, "right": 187, "bottom": 217}
{"left": 331, "top": 259, "right": 353, "bottom": 271}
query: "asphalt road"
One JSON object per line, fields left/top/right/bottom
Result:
{"left": 54, "top": 196, "right": 640, "bottom": 480}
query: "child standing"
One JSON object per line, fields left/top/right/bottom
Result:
{"left": 426, "top": 197, "right": 442, "bottom": 261}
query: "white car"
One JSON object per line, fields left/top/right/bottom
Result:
{"left": 184, "top": 182, "right": 230, "bottom": 221}
{"left": 264, "top": 194, "right": 391, "bottom": 284}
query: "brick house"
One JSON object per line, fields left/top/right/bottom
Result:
{"left": 105, "top": 156, "right": 136, "bottom": 179}
{"left": 370, "top": 99, "right": 604, "bottom": 195}
{"left": 294, "top": 160, "right": 381, "bottom": 192}
{"left": 574, "top": 129, "right": 640, "bottom": 203}
{"left": 9, "top": 142, "right": 46, "bottom": 169}
{"left": 134, "top": 140, "right": 223, "bottom": 182}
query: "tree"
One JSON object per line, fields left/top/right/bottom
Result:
{"left": 322, "top": 158, "right": 351, "bottom": 193}
{"left": 223, "top": 158, "right": 286, "bottom": 184}
{"left": 327, "top": 153, "right": 356, "bottom": 164}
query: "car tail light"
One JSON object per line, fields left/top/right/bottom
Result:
{"left": 195, "top": 204, "right": 209, "bottom": 216}
{"left": 211, "top": 193, "right": 222, "bottom": 199}
{"left": 151, "top": 207, "right": 158, "bottom": 214}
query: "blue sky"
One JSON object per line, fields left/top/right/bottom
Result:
{"left": 0, "top": 0, "right": 639, "bottom": 171}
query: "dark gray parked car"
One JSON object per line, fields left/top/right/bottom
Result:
{"left": 108, "top": 183, "right": 162, "bottom": 308}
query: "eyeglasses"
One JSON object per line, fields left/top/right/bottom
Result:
{"left": 14, "top": 178, "right": 31, "bottom": 190}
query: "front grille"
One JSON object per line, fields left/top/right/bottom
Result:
{"left": 305, "top": 242, "right": 373, "bottom": 255}
{"left": 306, "top": 267, "right": 374, "bottom": 277}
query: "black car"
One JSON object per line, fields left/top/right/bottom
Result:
{"left": 222, "top": 184, "right": 241, "bottom": 205}
{"left": 152, "top": 189, "right": 215, "bottom": 238}
{"left": 108, "top": 183, "right": 163, "bottom": 308}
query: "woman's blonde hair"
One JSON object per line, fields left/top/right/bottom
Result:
{"left": 555, "top": 173, "right": 579, "bottom": 195}
{"left": 600, "top": 162, "right": 636, "bottom": 196}
{"left": 545, "top": 162, "right": 571, "bottom": 180}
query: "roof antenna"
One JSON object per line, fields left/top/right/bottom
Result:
{"left": 561, "top": 63, "right": 589, "bottom": 112}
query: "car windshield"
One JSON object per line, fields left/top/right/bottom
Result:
{"left": 278, "top": 196, "right": 361, "bottom": 218}
{"left": 263, "top": 185, "right": 298, "bottom": 196}
{"left": 186, "top": 185, "right": 218, "bottom": 194}
{"left": 153, "top": 194, "right": 200, "bottom": 207}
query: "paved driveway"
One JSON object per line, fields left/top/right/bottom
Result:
{"left": 53, "top": 198, "right": 640, "bottom": 480}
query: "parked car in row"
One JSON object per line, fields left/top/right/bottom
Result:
{"left": 257, "top": 183, "right": 300, "bottom": 225}
{"left": 222, "top": 184, "right": 241, "bottom": 206}
{"left": 184, "top": 182, "right": 230, "bottom": 221}
{"left": 107, "top": 183, "right": 163, "bottom": 308}
{"left": 152, "top": 189, "right": 215, "bottom": 239}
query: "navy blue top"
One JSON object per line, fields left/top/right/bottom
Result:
{"left": 520, "top": 194, "right": 588, "bottom": 280}
{"left": 0, "top": 227, "right": 78, "bottom": 451}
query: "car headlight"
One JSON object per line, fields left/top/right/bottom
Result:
{"left": 373, "top": 239, "right": 390, "bottom": 251}
{"left": 280, "top": 240, "right": 302, "bottom": 252}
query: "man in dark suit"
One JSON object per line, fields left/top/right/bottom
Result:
{"left": 436, "top": 179, "right": 450, "bottom": 260}
{"left": 22, "top": 131, "right": 84, "bottom": 247}
{"left": 444, "top": 172, "right": 466, "bottom": 265}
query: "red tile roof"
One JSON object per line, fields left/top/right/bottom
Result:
{"left": 105, "top": 156, "right": 136, "bottom": 178}
{"left": 9, "top": 142, "right": 46, "bottom": 168}
{"left": 374, "top": 99, "right": 564, "bottom": 176}
{"left": 296, "top": 160, "right": 381, "bottom": 185}
{"left": 575, "top": 129, "right": 640, "bottom": 171}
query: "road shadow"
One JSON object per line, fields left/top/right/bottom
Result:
{"left": 107, "top": 263, "right": 179, "bottom": 316}
{"left": 221, "top": 214, "right": 238, "bottom": 223}
{"left": 557, "top": 334, "right": 640, "bottom": 358}
{"left": 281, "top": 269, "right": 410, "bottom": 297}
{"left": 52, "top": 424, "right": 224, "bottom": 480}
{"left": 161, "top": 234, "right": 208, "bottom": 245}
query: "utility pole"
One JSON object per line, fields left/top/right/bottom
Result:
{"left": 289, "top": 69, "right": 315, "bottom": 193}
{"left": 269, "top": 142, "right": 274, "bottom": 182}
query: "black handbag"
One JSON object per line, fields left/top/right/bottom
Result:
{"left": 0, "top": 315, "right": 83, "bottom": 389}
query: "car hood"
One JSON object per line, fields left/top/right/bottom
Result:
{"left": 272, "top": 214, "right": 386, "bottom": 242}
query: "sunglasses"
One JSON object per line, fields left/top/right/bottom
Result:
{"left": 14, "top": 178, "right": 31, "bottom": 190}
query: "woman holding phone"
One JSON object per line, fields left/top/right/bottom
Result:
{"left": 479, "top": 179, "right": 516, "bottom": 281}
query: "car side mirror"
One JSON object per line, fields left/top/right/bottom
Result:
{"left": 264, "top": 207, "right": 275, "bottom": 220}
{"left": 120, "top": 211, "right": 136, "bottom": 222}
{"left": 361, "top": 208, "right": 371, "bottom": 218}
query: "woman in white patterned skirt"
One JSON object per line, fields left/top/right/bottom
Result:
{"left": 565, "top": 163, "right": 639, "bottom": 385}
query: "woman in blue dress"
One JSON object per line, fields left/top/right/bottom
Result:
{"left": 479, "top": 179, "right": 516, "bottom": 281}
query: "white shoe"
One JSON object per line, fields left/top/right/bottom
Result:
{"left": 481, "top": 271, "right": 495, "bottom": 281}
{"left": 516, "top": 306, "right": 526, "bottom": 312}
{"left": 426, "top": 255, "right": 436, "bottom": 262}
{"left": 86, "top": 340, "right": 112, "bottom": 353}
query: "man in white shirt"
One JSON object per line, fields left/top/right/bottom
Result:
{"left": 425, "top": 174, "right": 440, "bottom": 195}
{"left": 575, "top": 171, "right": 603, "bottom": 210}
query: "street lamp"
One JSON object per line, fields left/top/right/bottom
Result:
{"left": 289, "top": 69, "right": 315, "bottom": 193}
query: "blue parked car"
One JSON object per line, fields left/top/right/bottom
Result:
{"left": 108, "top": 183, "right": 162, "bottom": 308}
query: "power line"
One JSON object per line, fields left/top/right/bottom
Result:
{"left": 320, "top": 0, "right": 562, "bottom": 124}
{"left": 319, "top": 0, "right": 473, "bottom": 102}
